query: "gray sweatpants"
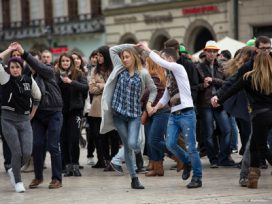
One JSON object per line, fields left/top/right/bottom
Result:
{"left": 1, "top": 111, "right": 33, "bottom": 183}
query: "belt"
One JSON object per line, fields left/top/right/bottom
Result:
{"left": 172, "top": 107, "right": 194, "bottom": 115}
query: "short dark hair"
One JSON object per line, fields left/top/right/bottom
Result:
{"left": 89, "top": 50, "right": 98, "bottom": 59}
{"left": 220, "top": 50, "right": 232, "bottom": 60}
{"left": 164, "top": 39, "right": 180, "bottom": 50}
{"left": 161, "top": 48, "right": 178, "bottom": 61}
{"left": 29, "top": 49, "right": 41, "bottom": 60}
{"left": 255, "top": 36, "right": 271, "bottom": 48}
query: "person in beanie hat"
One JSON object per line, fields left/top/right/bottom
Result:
{"left": 0, "top": 44, "right": 41, "bottom": 193}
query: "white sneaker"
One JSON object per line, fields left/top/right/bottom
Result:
{"left": 15, "top": 182, "right": 25, "bottom": 193}
{"left": 87, "top": 157, "right": 95, "bottom": 166}
{"left": 8, "top": 168, "right": 15, "bottom": 188}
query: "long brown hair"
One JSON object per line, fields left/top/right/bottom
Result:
{"left": 223, "top": 46, "right": 256, "bottom": 77}
{"left": 146, "top": 54, "right": 166, "bottom": 88}
{"left": 58, "top": 52, "right": 83, "bottom": 80}
{"left": 121, "top": 47, "right": 143, "bottom": 70}
{"left": 244, "top": 52, "right": 272, "bottom": 95}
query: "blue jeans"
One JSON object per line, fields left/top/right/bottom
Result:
{"left": 198, "top": 107, "right": 231, "bottom": 164}
{"left": 166, "top": 109, "right": 202, "bottom": 178}
{"left": 32, "top": 111, "right": 63, "bottom": 181}
{"left": 145, "top": 111, "right": 169, "bottom": 161}
{"left": 229, "top": 116, "right": 238, "bottom": 150}
{"left": 113, "top": 112, "right": 141, "bottom": 178}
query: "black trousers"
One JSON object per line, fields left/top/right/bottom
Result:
{"left": 92, "top": 117, "right": 120, "bottom": 162}
{"left": 86, "top": 116, "right": 96, "bottom": 158}
{"left": 61, "top": 110, "right": 82, "bottom": 166}
{"left": 250, "top": 110, "right": 272, "bottom": 167}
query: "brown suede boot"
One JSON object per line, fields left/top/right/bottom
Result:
{"left": 145, "top": 161, "right": 164, "bottom": 177}
{"left": 146, "top": 160, "right": 154, "bottom": 171}
{"left": 247, "top": 167, "right": 261, "bottom": 188}
{"left": 156, "top": 161, "right": 164, "bottom": 176}
{"left": 170, "top": 155, "right": 184, "bottom": 172}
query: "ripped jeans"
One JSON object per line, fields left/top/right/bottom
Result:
{"left": 166, "top": 109, "right": 202, "bottom": 178}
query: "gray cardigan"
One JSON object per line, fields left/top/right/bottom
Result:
{"left": 100, "top": 44, "right": 157, "bottom": 134}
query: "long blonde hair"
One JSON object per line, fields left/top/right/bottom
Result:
{"left": 146, "top": 55, "right": 167, "bottom": 88}
{"left": 223, "top": 46, "right": 256, "bottom": 77}
{"left": 121, "top": 47, "right": 143, "bottom": 70}
{"left": 243, "top": 52, "right": 272, "bottom": 95}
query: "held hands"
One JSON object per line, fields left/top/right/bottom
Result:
{"left": 210, "top": 96, "right": 220, "bottom": 108}
{"left": 146, "top": 102, "right": 156, "bottom": 116}
{"left": 136, "top": 41, "right": 151, "bottom": 52}
{"left": 8, "top": 42, "right": 24, "bottom": 54}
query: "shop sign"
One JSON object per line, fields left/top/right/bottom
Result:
{"left": 114, "top": 16, "right": 137, "bottom": 24}
{"left": 182, "top": 5, "right": 219, "bottom": 15}
{"left": 144, "top": 13, "right": 173, "bottom": 24}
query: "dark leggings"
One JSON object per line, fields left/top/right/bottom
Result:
{"left": 250, "top": 110, "right": 272, "bottom": 167}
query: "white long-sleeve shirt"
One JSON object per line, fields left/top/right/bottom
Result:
{"left": 149, "top": 51, "right": 194, "bottom": 112}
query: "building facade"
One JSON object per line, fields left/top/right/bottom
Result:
{"left": 102, "top": 0, "right": 272, "bottom": 53}
{"left": 0, "top": 0, "right": 105, "bottom": 58}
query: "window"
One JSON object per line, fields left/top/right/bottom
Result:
{"left": 253, "top": 25, "right": 272, "bottom": 38}
{"left": 91, "top": 0, "right": 101, "bottom": 17}
{"left": 2, "top": 0, "right": 10, "bottom": 28}
{"left": 68, "top": 0, "right": 78, "bottom": 21}
{"left": 21, "top": 0, "right": 30, "bottom": 26}
{"left": 44, "top": 0, "right": 53, "bottom": 26}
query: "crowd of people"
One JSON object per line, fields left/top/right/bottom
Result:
{"left": 0, "top": 35, "right": 272, "bottom": 193}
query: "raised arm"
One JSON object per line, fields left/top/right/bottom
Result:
{"left": 109, "top": 44, "right": 134, "bottom": 68}
{"left": 15, "top": 42, "right": 54, "bottom": 79}
{"left": 0, "top": 43, "right": 17, "bottom": 60}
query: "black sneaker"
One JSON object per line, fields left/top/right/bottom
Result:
{"left": 182, "top": 163, "right": 192, "bottom": 180}
{"left": 110, "top": 162, "right": 123, "bottom": 173}
{"left": 239, "top": 177, "right": 248, "bottom": 187}
{"left": 186, "top": 177, "right": 202, "bottom": 188}
{"left": 218, "top": 159, "right": 236, "bottom": 167}
{"left": 210, "top": 162, "right": 218, "bottom": 169}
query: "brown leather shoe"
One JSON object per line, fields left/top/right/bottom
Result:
{"left": 29, "top": 178, "right": 43, "bottom": 189}
{"left": 48, "top": 179, "right": 62, "bottom": 189}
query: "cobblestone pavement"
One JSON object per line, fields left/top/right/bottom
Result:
{"left": 0, "top": 141, "right": 272, "bottom": 204}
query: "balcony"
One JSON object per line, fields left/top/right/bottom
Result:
{"left": 0, "top": 14, "right": 104, "bottom": 41}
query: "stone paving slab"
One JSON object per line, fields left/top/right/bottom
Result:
{"left": 0, "top": 142, "right": 272, "bottom": 204}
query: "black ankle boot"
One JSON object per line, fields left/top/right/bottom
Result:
{"left": 131, "top": 177, "right": 144, "bottom": 189}
{"left": 182, "top": 163, "right": 192, "bottom": 180}
{"left": 73, "top": 165, "right": 82, "bottom": 177}
{"left": 64, "top": 164, "right": 73, "bottom": 177}
{"left": 186, "top": 177, "right": 202, "bottom": 188}
{"left": 92, "top": 161, "right": 105, "bottom": 168}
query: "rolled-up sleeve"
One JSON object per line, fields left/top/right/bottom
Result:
{"left": 31, "top": 77, "right": 41, "bottom": 106}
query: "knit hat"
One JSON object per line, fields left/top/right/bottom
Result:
{"left": 8, "top": 57, "right": 24, "bottom": 69}
{"left": 203, "top": 40, "right": 220, "bottom": 50}
{"left": 246, "top": 37, "right": 256, "bottom": 47}
{"left": 179, "top": 45, "right": 188, "bottom": 54}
